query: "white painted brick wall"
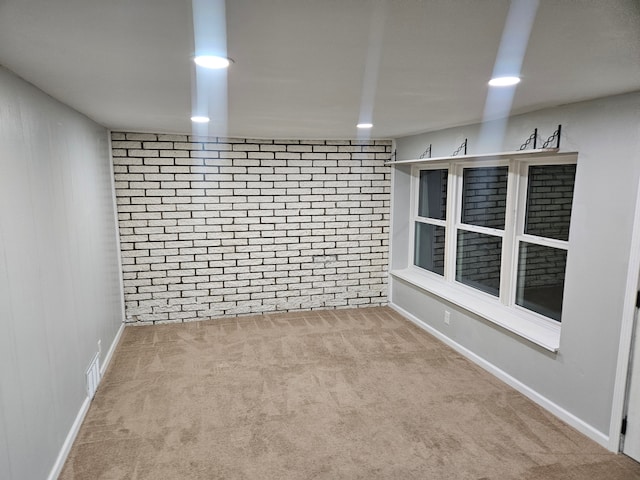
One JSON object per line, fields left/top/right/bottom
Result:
{"left": 112, "top": 132, "right": 392, "bottom": 323}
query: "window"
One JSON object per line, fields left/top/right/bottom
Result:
{"left": 412, "top": 157, "right": 576, "bottom": 325}
{"left": 414, "top": 169, "right": 447, "bottom": 275}
{"left": 456, "top": 166, "right": 508, "bottom": 297}
{"left": 515, "top": 163, "right": 576, "bottom": 321}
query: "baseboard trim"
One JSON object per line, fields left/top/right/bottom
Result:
{"left": 47, "top": 321, "right": 125, "bottom": 480}
{"left": 389, "top": 302, "right": 611, "bottom": 450}
{"left": 101, "top": 322, "right": 125, "bottom": 377}
{"left": 45, "top": 396, "right": 91, "bottom": 480}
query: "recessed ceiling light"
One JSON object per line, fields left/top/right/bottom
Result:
{"left": 488, "top": 76, "right": 521, "bottom": 87}
{"left": 357, "top": 123, "right": 373, "bottom": 129}
{"left": 193, "top": 55, "right": 232, "bottom": 69}
{"left": 191, "top": 116, "right": 210, "bottom": 123}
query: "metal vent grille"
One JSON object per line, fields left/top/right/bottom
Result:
{"left": 86, "top": 353, "right": 101, "bottom": 399}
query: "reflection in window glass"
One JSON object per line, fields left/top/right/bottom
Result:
{"left": 414, "top": 222, "right": 446, "bottom": 275}
{"left": 456, "top": 230, "right": 502, "bottom": 296}
{"left": 525, "top": 164, "right": 576, "bottom": 241}
{"left": 516, "top": 242, "right": 567, "bottom": 322}
{"left": 418, "top": 169, "right": 448, "bottom": 220}
{"left": 461, "top": 166, "right": 508, "bottom": 229}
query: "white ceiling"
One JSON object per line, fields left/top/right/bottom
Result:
{"left": 0, "top": 0, "right": 639, "bottom": 139}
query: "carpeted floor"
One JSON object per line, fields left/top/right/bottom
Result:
{"left": 60, "top": 307, "right": 640, "bottom": 479}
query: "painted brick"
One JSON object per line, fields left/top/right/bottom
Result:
{"left": 112, "top": 141, "right": 142, "bottom": 149}
{"left": 126, "top": 133, "right": 157, "bottom": 141}
{"left": 160, "top": 150, "right": 190, "bottom": 158}
{"left": 112, "top": 132, "right": 391, "bottom": 323}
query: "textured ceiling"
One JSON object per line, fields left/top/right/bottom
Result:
{"left": 0, "top": 0, "right": 639, "bottom": 139}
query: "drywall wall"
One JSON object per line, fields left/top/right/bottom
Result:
{"left": 112, "top": 133, "right": 391, "bottom": 323}
{"left": 391, "top": 92, "right": 640, "bottom": 440}
{"left": 0, "top": 67, "right": 123, "bottom": 479}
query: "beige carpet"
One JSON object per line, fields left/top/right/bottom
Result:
{"left": 60, "top": 307, "right": 640, "bottom": 479}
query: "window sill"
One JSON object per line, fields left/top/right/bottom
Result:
{"left": 390, "top": 268, "right": 561, "bottom": 352}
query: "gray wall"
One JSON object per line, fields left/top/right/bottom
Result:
{"left": 0, "top": 67, "right": 123, "bottom": 479}
{"left": 392, "top": 92, "right": 640, "bottom": 436}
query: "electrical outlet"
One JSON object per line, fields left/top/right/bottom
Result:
{"left": 444, "top": 310, "right": 450, "bottom": 325}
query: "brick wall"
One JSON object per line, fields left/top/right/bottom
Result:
{"left": 111, "top": 132, "right": 391, "bottom": 324}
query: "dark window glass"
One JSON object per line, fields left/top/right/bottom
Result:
{"left": 516, "top": 242, "right": 567, "bottom": 322}
{"left": 418, "top": 169, "right": 448, "bottom": 220}
{"left": 524, "top": 164, "right": 576, "bottom": 241}
{"left": 461, "top": 166, "right": 508, "bottom": 229}
{"left": 456, "top": 230, "right": 502, "bottom": 297}
{"left": 414, "top": 222, "right": 446, "bottom": 276}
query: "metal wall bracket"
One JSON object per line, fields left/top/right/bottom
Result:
{"left": 452, "top": 138, "right": 467, "bottom": 156}
{"left": 519, "top": 128, "right": 539, "bottom": 150}
{"left": 542, "top": 124, "right": 562, "bottom": 149}
{"left": 419, "top": 144, "right": 432, "bottom": 159}
{"left": 519, "top": 125, "right": 562, "bottom": 150}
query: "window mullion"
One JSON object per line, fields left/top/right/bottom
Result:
{"left": 445, "top": 164, "right": 459, "bottom": 281}
{"left": 409, "top": 166, "right": 418, "bottom": 271}
{"left": 502, "top": 161, "right": 521, "bottom": 307}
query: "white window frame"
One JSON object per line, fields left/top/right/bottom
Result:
{"left": 401, "top": 154, "right": 577, "bottom": 351}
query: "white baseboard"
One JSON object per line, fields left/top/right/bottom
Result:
{"left": 100, "top": 322, "right": 125, "bottom": 377}
{"left": 389, "top": 302, "right": 611, "bottom": 450}
{"left": 47, "top": 322, "right": 125, "bottom": 480}
{"left": 46, "top": 396, "right": 91, "bottom": 480}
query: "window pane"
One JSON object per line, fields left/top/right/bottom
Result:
{"left": 461, "top": 166, "right": 508, "bottom": 229}
{"left": 414, "top": 222, "right": 446, "bottom": 275}
{"left": 516, "top": 242, "right": 566, "bottom": 322}
{"left": 418, "top": 169, "right": 448, "bottom": 220}
{"left": 456, "top": 230, "right": 502, "bottom": 296}
{"left": 525, "top": 164, "right": 576, "bottom": 241}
